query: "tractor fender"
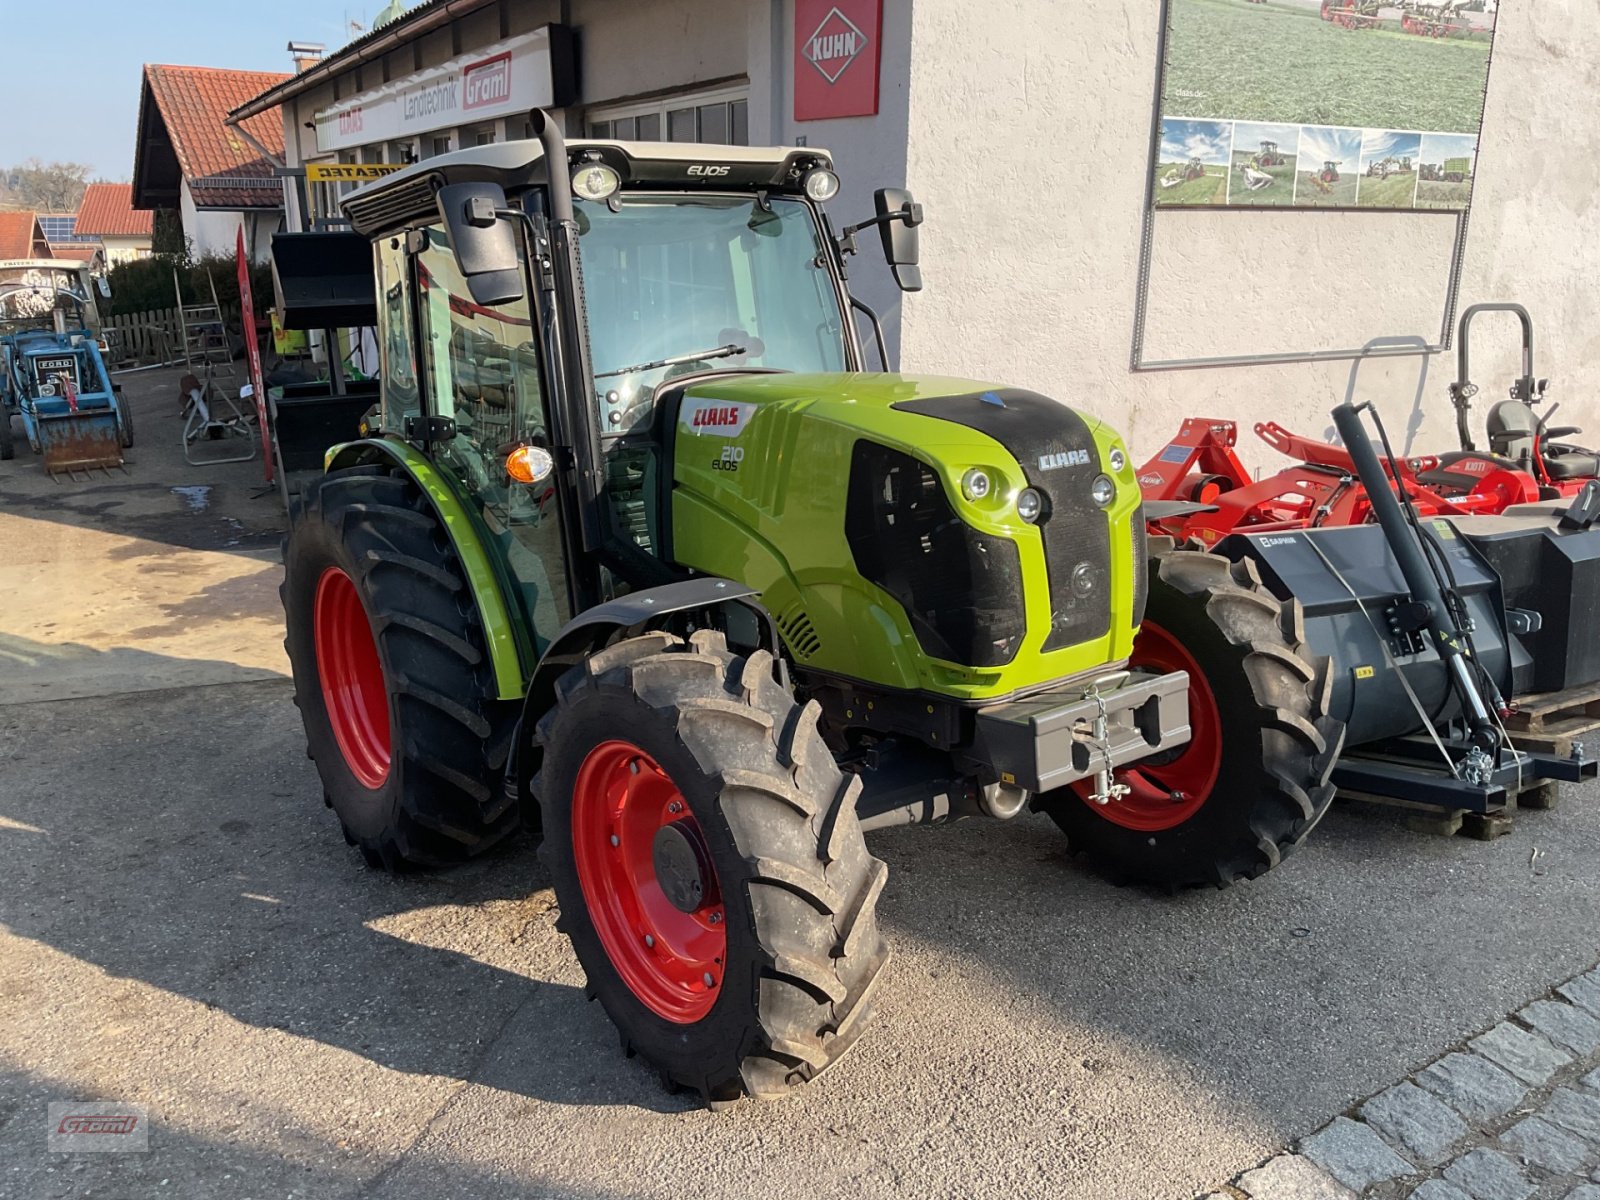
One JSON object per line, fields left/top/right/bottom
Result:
{"left": 323, "top": 437, "right": 534, "bottom": 699}
{"left": 512, "top": 577, "right": 785, "bottom": 813}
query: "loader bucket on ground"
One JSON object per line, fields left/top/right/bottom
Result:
{"left": 36, "top": 406, "right": 123, "bottom": 475}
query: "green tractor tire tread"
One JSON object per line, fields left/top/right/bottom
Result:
{"left": 534, "top": 629, "right": 890, "bottom": 1105}
{"left": 1044, "top": 546, "right": 1344, "bottom": 890}
{"left": 281, "top": 463, "right": 519, "bottom": 869}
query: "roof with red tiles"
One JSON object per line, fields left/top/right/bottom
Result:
{"left": 134, "top": 64, "right": 291, "bottom": 211}
{"left": 46, "top": 244, "right": 105, "bottom": 264}
{"left": 0, "top": 212, "right": 52, "bottom": 259}
{"left": 74, "top": 183, "right": 154, "bottom": 238}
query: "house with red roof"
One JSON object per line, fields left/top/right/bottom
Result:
{"left": 131, "top": 64, "right": 291, "bottom": 261}
{"left": 0, "top": 212, "right": 54, "bottom": 261}
{"left": 74, "top": 183, "right": 154, "bottom": 264}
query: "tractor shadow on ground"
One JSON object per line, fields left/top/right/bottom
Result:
{"left": 0, "top": 669, "right": 696, "bottom": 1116}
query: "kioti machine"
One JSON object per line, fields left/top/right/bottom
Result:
{"left": 280, "top": 114, "right": 1595, "bottom": 1106}
{"left": 0, "top": 260, "right": 132, "bottom": 475}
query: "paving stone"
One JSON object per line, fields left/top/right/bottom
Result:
{"left": 1441, "top": 1148, "right": 1534, "bottom": 1200}
{"left": 1301, "top": 1117, "right": 1416, "bottom": 1191}
{"left": 1410, "top": 1182, "right": 1473, "bottom": 1200}
{"left": 1563, "top": 1186, "right": 1600, "bottom": 1200}
{"left": 1558, "top": 973, "right": 1600, "bottom": 1020}
{"left": 1583, "top": 1067, "right": 1600, "bottom": 1095}
{"left": 1236, "top": 1153, "right": 1356, "bottom": 1199}
{"left": 1545, "top": 1088, "right": 1600, "bottom": 1145}
{"left": 1361, "top": 1081, "right": 1471, "bottom": 1166}
{"left": 1470, "top": 1022, "right": 1573, "bottom": 1087}
{"left": 1419, "top": 1053, "right": 1531, "bottom": 1122}
{"left": 1497, "top": 1115, "right": 1590, "bottom": 1174}
{"left": 1519, "top": 999, "right": 1600, "bottom": 1055}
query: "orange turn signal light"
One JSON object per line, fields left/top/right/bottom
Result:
{"left": 506, "top": 443, "right": 555, "bottom": 485}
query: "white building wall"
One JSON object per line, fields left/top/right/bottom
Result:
{"left": 178, "top": 182, "right": 275, "bottom": 263}
{"left": 897, "top": 0, "right": 1600, "bottom": 468}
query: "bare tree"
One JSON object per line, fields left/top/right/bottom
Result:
{"left": 5, "top": 159, "right": 93, "bottom": 213}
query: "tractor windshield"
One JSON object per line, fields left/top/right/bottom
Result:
{"left": 576, "top": 194, "right": 849, "bottom": 435}
{"left": 0, "top": 266, "right": 87, "bottom": 334}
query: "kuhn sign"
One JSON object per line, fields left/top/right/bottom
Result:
{"left": 794, "top": 0, "right": 882, "bottom": 122}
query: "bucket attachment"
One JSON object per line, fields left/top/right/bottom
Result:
{"left": 36, "top": 406, "right": 123, "bottom": 476}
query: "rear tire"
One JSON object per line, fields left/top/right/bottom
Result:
{"left": 282, "top": 463, "right": 518, "bottom": 868}
{"left": 0, "top": 409, "right": 14, "bottom": 460}
{"left": 536, "top": 630, "right": 889, "bottom": 1104}
{"left": 118, "top": 398, "right": 134, "bottom": 449}
{"left": 1040, "top": 546, "right": 1344, "bottom": 888}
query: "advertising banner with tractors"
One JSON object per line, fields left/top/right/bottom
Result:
{"left": 1150, "top": 0, "right": 1497, "bottom": 210}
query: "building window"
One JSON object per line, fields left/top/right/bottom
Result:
{"left": 470, "top": 124, "right": 497, "bottom": 147}
{"left": 587, "top": 87, "right": 749, "bottom": 146}
{"left": 426, "top": 134, "right": 453, "bottom": 159}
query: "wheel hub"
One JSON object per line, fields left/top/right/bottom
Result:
{"left": 571, "top": 741, "right": 726, "bottom": 1024}
{"left": 652, "top": 821, "right": 712, "bottom": 913}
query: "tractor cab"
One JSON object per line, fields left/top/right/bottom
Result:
{"left": 341, "top": 133, "right": 926, "bottom": 643}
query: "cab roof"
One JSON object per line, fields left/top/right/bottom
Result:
{"left": 342, "top": 137, "right": 835, "bottom": 237}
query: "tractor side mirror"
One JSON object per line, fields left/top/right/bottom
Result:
{"left": 874, "top": 188, "right": 923, "bottom": 293}
{"left": 435, "top": 182, "right": 525, "bottom": 306}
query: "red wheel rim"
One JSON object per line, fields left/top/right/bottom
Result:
{"left": 1072, "top": 620, "right": 1221, "bottom": 832}
{"left": 313, "top": 566, "right": 392, "bottom": 790}
{"left": 572, "top": 741, "right": 725, "bottom": 1024}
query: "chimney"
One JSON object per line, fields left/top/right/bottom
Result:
{"left": 287, "top": 41, "right": 326, "bottom": 73}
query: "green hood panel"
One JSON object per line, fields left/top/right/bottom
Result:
{"left": 670, "top": 372, "right": 1142, "bottom": 701}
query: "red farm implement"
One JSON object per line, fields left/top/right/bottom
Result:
{"left": 1140, "top": 305, "right": 1598, "bottom": 549}
{"left": 1138, "top": 417, "right": 1537, "bottom": 546}
{"left": 1321, "top": 0, "right": 1382, "bottom": 30}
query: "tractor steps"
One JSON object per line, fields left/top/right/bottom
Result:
{"left": 1504, "top": 682, "right": 1600, "bottom": 757}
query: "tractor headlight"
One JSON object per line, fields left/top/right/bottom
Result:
{"left": 961, "top": 468, "right": 992, "bottom": 502}
{"left": 571, "top": 163, "right": 621, "bottom": 202}
{"left": 1109, "top": 447, "right": 1127, "bottom": 473}
{"left": 1091, "top": 474, "right": 1116, "bottom": 508}
{"left": 803, "top": 168, "right": 840, "bottom": 203}
{"left": 1016, "top": 487, "right": 1045, "bottom": 523}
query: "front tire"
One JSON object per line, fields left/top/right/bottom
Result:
{"left": 1040, "top": 547, "right": 1344, "bottom": 888}
{"left": 0, "top": 408, "right": 14, "bottom": 460}
{"left": 536, "top": 630, "right": 889, "bottom": 1104}
{"left": 282, "top": 463, "right": 518, "bottom": 868}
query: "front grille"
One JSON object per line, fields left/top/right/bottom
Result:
{"left": 845, "top": 442, "right": 1026, "bottom": 668}
{"left": 894, "top": 390, "right": 1112, "bottom": 653}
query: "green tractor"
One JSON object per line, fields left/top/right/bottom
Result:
{"left": 282, "top": 112, "right": 1336, "bottom": 1103}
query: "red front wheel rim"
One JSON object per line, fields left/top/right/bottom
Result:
{"left": 572, "top": 741, "right": 726, "bottom": 1024}
{"left": 313, "top": 566, "right": 392, "bottom": 790}
{"left": 1072, "top": 620, "right": 1222, "bottom": 832}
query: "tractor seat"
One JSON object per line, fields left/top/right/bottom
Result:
{"left": 1545, "top": 450, "right": 1600, "bottom": 480}
{"left": 1485, "top": 399, "right": 1537, "bottom": 460}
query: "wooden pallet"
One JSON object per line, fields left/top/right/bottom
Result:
{"left": 1338, "top": 775, "right": 1560, "bottom": 839}
{"left": 1504, "top": 681, "right": 1600, "bottom": 757}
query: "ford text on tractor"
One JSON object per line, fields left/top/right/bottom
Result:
{"left": 282, "top": 113, "right": 1338, "bottom": 1103}
{"left": 0, "top": 260, "right": 131, "bottom": 474}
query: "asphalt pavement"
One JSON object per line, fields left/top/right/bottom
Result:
{"left": 2, "top": 367, "right": 1598, "bottom": 1200}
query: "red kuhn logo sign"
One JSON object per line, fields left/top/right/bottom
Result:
{"left": 794, "top": 0, "right": 882, "bottom": 121}
{"left": 463, "top": 51, "right": 512, "bottom": 112}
